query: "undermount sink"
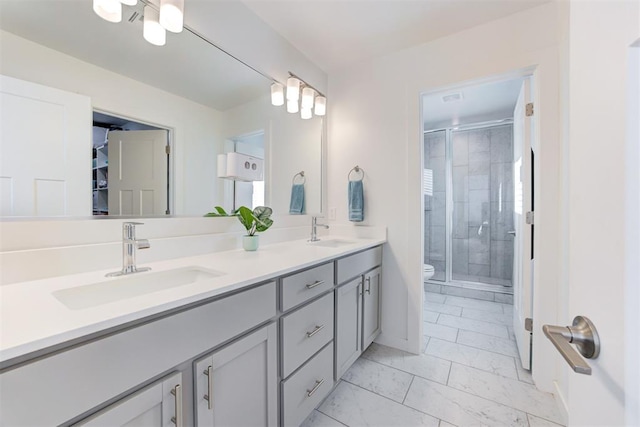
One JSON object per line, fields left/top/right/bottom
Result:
{"left": 53, "top": 266, "right": 224, "bottom": 310}
{"left": 309, "top": 239, "right": 356, "bottom": 248}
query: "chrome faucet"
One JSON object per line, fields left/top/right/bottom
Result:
{"left": 106, "top": 222, "right": 151, "bottom": 277}
{"left": 309, "top": 216, "right": 329, "bottom": 242}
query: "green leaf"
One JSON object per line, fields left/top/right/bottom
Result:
{"left": 253, "top": 206, "right": 274, "bottom": 233}
{"left": 236, "top": 206, "right": 255, "bottom": 233}
{"left": 204, "top": 206, "right": 230, "bottom": 217}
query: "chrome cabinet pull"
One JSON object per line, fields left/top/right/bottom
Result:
{"left": 507, "top": 230, "right": 516, "bottom": 236}
{"left": 365, "top": 277, "right": 371, "bottom": 294}
{"left": 542, "top": 316, "right": 600, "bottom": 375}
{"left": 306, "top": 324, "right": 325, "bottom": 338}
{"left": 306, "top": 280, "right": 325, "bottom": 289}
{"left": 203, "top": 366, "right": 213, "bottom": 410}
{"left": 170, "top": 384, "right": 182, "bottom": 427}
{"left": 306, "top": 379, "right": 325, "bottom": 397}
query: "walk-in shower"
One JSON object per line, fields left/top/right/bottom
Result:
{"left": 424, "top": 121, "right": 515, "bottom": 290}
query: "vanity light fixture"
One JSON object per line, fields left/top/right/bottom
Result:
{"left": 143, "top": 5, "right": 166, "bottom": 46}
{"left": 301, "top": 87, "right": 315, "bottom": 110}
{"left": 300, "top": 108, "right": 312, "bottom": 120}
{"left": 314, "top": 95, "right": 326, "bottom": 116}
{"left": 271, "top": 83, "right": 284, "bottom": 106}
{"left": 287, "top": 100, "right": 299, "bottom": 114}
{"left": 93, "top": 0, "right": 122, "bottom": 23}
{"left": 286, "top": 77, "right": 301, "bottom": 101}
{"left": 160, "top": 0, "right": 184, "bottom": 33}
{"left": 275, "top": 72, "right": 327, "bottom": 118}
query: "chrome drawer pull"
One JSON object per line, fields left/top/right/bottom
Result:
{"left": 170, "top": 384, "right": 182, "bottom": 427}
{"left": 306, "top": 378, "right": 325, "bottom": 397}
{"left": 306, "top": 280, "right": 325, "bottom": 289}
{"left": 306, "top": 324, "right": 325, "bottom": 338}
{"left": 203, "top": 366, "right": 213, "bottom": 410}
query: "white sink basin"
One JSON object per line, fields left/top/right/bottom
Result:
{"left": 310, "top": 239, "right": 356, "bottom": 248}
{"left": 53, "top": 266, "right": 224, "bottom": 310}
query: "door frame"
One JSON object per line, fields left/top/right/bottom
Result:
{"left": 93, "top": 108, "right": 174, "bottom": 215}
{"left": 419, "top": 65, "right": 538, "bottom": 357}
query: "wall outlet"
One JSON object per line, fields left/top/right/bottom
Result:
{"left": 329, "top": 207, "right": 337, "bottom": 221}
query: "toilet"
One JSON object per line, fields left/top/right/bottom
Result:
{"left": 424, "top": 264, "right": 435, "bottom": 281}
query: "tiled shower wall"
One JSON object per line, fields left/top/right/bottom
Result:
{"left": 424, "top": 125, "right": 514, "bottom": 286}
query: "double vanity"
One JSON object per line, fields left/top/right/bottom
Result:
{"left": 0, "top": 236, "right": 385, "bottom": 426}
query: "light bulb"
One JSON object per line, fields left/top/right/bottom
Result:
{"left": 287, "top": 100, "right": 299, "bottom": 114}
{"left": 143, "top": 6, "right": 166, "bottom": 46}
{"left": 93, "top": 0, "right": 122, "bottom": 23}
{"left": 286, "top": 77, "right": 300, "bottom": 101}
{"left": 271, "top": 83, "right": 284, "bottom": 106}
{"left": 301, "top": 87, "right": 315, "bottom": 109}
{"left": 301, "top": 108, "right": 312, "bottom": 120}
{"left": 314, "top": 96, "right": 326, "bottom": 116}
{"left": 160, "top": 0, "right": 184, "bottom": 33}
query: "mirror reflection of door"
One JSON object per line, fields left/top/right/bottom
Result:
{"left": 92, "top": 112, "right": 170, "bottom": 216}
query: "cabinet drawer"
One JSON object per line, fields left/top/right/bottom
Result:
{"left": 281, "top": 262, "right": 334, "bottom": 311}
{"left": 281, "top": 293, "right": 334, "bottom": 378}
{"left": 336, "top": 246, "right": 382, "bottom": 284}
{"left": 282, "top": 343, "right": 334, "bottom": 427}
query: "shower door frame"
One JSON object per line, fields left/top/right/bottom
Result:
{"left": 425, "top": 118, "right": 514, "bottom": 288}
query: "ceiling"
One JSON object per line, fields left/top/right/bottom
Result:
{"left": 242, "top": 0, "right": 550, "bottom": 72}
{"left": 422, "top": 78, "right": 524, "bottom": 129}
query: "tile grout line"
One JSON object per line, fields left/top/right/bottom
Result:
{"left": 401, "top": 375, "right": 416, "bottom": 405}
{"left": 315, "top": 408, "right": 350, "bottom": 427}
{"left": 359, "top": 353, "right": 450, "bottom": 386}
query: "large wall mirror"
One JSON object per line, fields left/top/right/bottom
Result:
{"left": 0, "top": 0, "right": 323, "bottom": 218}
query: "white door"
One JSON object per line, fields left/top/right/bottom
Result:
{"left": 560, "top": 2, "right": 639, "bottom": 425}
{"left": 0, "top": 75, "right": 91, "bottom": 216}
{"left": 512, "top": 79, "right": 534, "bottom": 370}
{"left": 108, "top": 130, "right": 168, "bottom": 216}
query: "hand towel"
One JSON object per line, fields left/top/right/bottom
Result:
{"left": 289, "top": 184, "right": 305, "bottom": 214}
{"left": 348, "top": 180, "right": 364, "bottom": 222}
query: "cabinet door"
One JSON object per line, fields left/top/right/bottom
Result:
{"left": 76, "top": 372, "right": 182, "bottom": 427}
{"left": 335, "top": 277, "right": 362, "bottom": 379}
{"left": 362, "top": 267, "right": 381, "bottom": 350}
{"left": 195, "top": 323, "right": 277, "bottom": 427}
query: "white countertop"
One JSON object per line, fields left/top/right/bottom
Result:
{"left": 0, "top": 236, "right": 385, "bottom": 364}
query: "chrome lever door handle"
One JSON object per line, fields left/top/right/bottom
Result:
{"left": 542, "top": 316, "right": 600, "bottom": 375}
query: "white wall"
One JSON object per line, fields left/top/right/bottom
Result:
{"left": 0, "top": 30, "right": 226, "bottom": 217}
{"left": 327, "top": 2, "right": 563, "bottom": 395}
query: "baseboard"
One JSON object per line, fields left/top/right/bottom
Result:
{"left": 374, "top": 333, "right": 413, "bottom": 354}
{"left": 553, "top": 380, "right": 569, "bottom": 426}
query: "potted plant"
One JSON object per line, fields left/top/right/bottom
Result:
{"left": 205, "top": 206, "right": 273, "bottom": 251}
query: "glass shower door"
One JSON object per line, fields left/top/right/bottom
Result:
{"left": 424, "top": 130, "right": 447, "bottom": 281}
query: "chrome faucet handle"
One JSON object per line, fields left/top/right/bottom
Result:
{"left": 136, "top": 239, "right": 150, "bottom": 250}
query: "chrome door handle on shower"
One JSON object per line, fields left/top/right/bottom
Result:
{"left": 542, "top": 316, "right": 600, "bottom": 375}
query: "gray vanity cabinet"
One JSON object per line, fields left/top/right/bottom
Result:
{"left": 362, "top": 266, "right": 382, "bottom": 349}
{"left": 335, "top": 277, "right": 362, "bottom": 379}
{"left": 335, "top": 247, "right": 383, "bottom": 380}
{"left": 194, "top": 323, "right": 278, "bottom": 427}
{"left": 76, "top": 372, "right": 183, "bottom": 427}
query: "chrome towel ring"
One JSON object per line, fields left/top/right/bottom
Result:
{"left": 348, "top": 166, "right": 365, "bottom": 182}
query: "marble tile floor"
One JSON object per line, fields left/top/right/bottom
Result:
{"left": 301, "top": 292, "right": 565, "bottom": 427}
